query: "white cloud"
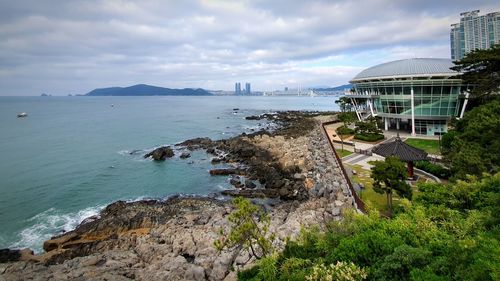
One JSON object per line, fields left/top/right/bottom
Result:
{"left": 0, "top": 0, "right": 497, "bottom": 95}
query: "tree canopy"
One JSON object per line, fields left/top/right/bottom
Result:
{"left": 371, "top": 156, "right": 412, "bottom": 214}
{"left": 354, "top": 117, "right": 382, "bottom": 135}
{"left": 451, "top": 44, "right": 500, "bottom": 103}
{"left": 442, "top": 97, "right": 500, "bottom": 179}
{"left": 214, "top": 197, "right": 275, "bottom": 260}
{"left": 238, "top": 173, "right": 500, "bottom": 281}
{"left": 335, "top": 96, "right": 353, "bottom": 112}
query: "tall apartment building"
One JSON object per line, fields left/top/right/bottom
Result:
{"left": 235, "top": 82, "right": 241, "bottom": 95}
{"left": 245, "top": 83, "right": 251, "bottom": 94}
{"left": 450, "top": 10, "right": 500, "bottom": 60}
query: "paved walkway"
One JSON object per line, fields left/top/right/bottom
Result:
{"left": 342, "top": 153, "right": 384, "bottom": 170}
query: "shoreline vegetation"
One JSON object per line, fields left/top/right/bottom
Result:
{"left": 0, "top": 111, "right": 357, "bottom": 280}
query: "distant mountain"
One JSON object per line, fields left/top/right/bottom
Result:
{"left": 313, "top": 84, "right": 352, "bottom": 91}
{"left": 85, "top": 84, "right": 212, "bottom": 96}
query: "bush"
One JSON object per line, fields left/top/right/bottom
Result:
{"left": 354, "top": 133, "right": 384, "bottom": 142}
{"left": 214, "top": 197, "right": 275, "bottom": 259}
{"left": 238, "top": 173, "right": 500, "bottom": 280}
{"left": 336, "top": 125, "right": 355, "bottom": 136}
{"left": 415, "top": 161, "right": 451, "bottom": 179}
{"left": 306, "top": 261, "right": 367, "bottom": 281}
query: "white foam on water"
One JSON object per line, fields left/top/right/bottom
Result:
{"left": 9, "top": 205, "right": 105, "bottom": 253}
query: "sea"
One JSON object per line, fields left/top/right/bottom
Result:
{"left": 0, "top": 95, "right": 340, "bottom": 252}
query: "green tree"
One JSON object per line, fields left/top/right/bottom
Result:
{"left": 335, "top": 96, "right": 353, "bottom": 112}
{"left": 338, "top": 111, "right": 356, "bottom": 127}
{"left": 337, "top": 112, "right": 357, "bottom": 151}
{"left": 355, "top": 117, "right": 382, "bottom": 135}
{"left": 442, "top": 98, "right": 500, "bottom": 179}
{"left": 451, "top": 44, "right": 500, "bottom": 103}
{"left": 214, "top": 197, "right": 275, "bottom": 259}
{"left": 371, "top": 156, "right": 412, "bottom": 214}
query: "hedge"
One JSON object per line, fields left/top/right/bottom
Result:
{"left": 415, "top": 160, "right": 451, "bottom": 179}
{"left": 354, "top": 133, "right": 384, "bottom": 142}
{"left": 336, "top": 125, "right": 355, "bottom": 136}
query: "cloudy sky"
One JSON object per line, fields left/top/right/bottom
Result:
{"left": 0, "top": 0, "right": 498, "bottom": 95}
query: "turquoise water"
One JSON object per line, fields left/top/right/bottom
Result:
{"left": 0, "top": 96, "right": 339, "bottom": 252}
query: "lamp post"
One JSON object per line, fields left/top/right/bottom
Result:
{"left": 438, "top": 128, "right": 442, "bottom": 155}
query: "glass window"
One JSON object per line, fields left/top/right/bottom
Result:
{"left": 442, "top": 86, "right": 451, "bottom": 96}
{"left": 422, "top": 86, "right": 432, "bottom": 96}
{"left": 403, "top": 86, "right": 411, "bottom": 95}
{"left": 413, "top": 85, "right": 422, "bottom": 96}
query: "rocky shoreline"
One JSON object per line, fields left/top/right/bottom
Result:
{"left": 0, "top": 111, "right": 355, "bottom": 281}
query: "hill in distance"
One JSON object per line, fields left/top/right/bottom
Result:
{"left": 313, "top": 84, "right": 352, "bottom": 91}
{"left": 85, "top": 84, "right": 212, "bottom": 96}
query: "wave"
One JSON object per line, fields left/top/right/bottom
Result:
{"left": 9, "top": 205, "right": 105, "bottom": 253}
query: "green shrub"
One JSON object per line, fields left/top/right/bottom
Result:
{"left": 354, "top": 133, "right": 384, "bottom": 142}
{"left": 337, "top": 125, "right": 355, "bottom": 136}
{"left": 239, "top": 173, "right": 500, "bottom": 280}
{"left": 214, "top": 197, "right": 275, "bottom": 259}
{"left": 305, "top": 261, "right": 367, "bottom": 281}
{"left": 415, "top": 161, "right": 451, "bottom": 179}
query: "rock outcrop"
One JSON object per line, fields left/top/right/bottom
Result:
{"left": 1, "top": 111, "right": 355, "bottom": 281}
{"left": 144, "top": 146, "right": 175, "bottom": 161}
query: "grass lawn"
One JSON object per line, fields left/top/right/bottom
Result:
{"left": 347, "top": 164, "right": 418, "bottom": 213}
{"left": 347, "top": 164, "right": 389, "bottom": 212}
{"left": 336, "top": 149, "right": 353, "bottom": 158}
{"left": 404, "top": 138, "right": 441, "bottom": 155}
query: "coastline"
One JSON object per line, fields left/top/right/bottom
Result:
{"left": 0, "top": 111, "right": 355, "bottom": 280}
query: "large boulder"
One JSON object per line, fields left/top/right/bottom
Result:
{"left": 175, "top": 137, "right": 213, "bottom": 150}
{"left": 144, "top": 146, "right": 175, "bottom": 161}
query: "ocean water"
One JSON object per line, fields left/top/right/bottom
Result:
{"left": 0, "top": 96, "right": 339, "bottom": 252}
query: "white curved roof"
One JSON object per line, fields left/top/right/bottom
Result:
{"left": 351, "top": 58, "right": 458, "bottom": 81}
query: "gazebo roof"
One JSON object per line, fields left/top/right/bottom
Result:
{"left": 372, "top": 136, "right": 428, "bottom": 162}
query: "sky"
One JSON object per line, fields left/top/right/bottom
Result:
{"left": 0, "top": 0, "right": 498, "bottom": 96}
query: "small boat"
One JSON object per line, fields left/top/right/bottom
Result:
{"left": 17, "top": 112, "right": 28, "bottom": 118}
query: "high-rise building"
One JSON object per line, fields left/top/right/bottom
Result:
{"left": 235, "top": 82, "right": 241, "bottom": 95}
{"left": 245, "top": 83, "right": 251, "bottom": 94}
{"left": 450, "top": 10, "right": 500, "bottom": 60}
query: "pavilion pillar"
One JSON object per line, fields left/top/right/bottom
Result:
{"left": 410, "top": 87, "right": 416, "bottom": 136}
{"left": 407, "top": 161, "right": 414, "bottom": 178}
{"left": 384, "top": 117, "right": 389, "bottom": 131}
{"left": 396, "top": 118, "right": 400, "bottom": 130}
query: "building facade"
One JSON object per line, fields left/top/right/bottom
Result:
{"left": 235, "top": 82, "right": 241, "bottom": 95}
{"left": 450, "top": 10, "right": 500, "bottom": 60}
{"left": 245, "top": 83, "right": 251, "bottom": 94}
{"left": 347, "top": 58, "right": 470, "bottom": 136}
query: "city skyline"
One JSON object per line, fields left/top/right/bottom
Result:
{"left": 0, "top": 1, "right": 499, "bottom": 96}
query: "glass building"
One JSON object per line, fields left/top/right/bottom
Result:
{"left": 450, "top": 10, "right": 500, "bottom": 60}
{"left": 347, "top": 58, "right": 470, "bottom": 136}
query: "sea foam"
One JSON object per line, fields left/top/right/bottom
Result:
{"left": 10, "top": 205, "right": 104, "bottom": 253}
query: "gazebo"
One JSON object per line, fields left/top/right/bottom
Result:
{"left": 372, "top": 136, "right": 428, "bottom": 178}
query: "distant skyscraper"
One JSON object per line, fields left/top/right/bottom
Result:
{"left": 450, "top": 10, "right": 500, "bottom": 60}
{"left": 235, "top": 82, "right": 241, "bottom": 95}
{"left": 245, "top": 83, "right": 251, "bottom": 94}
